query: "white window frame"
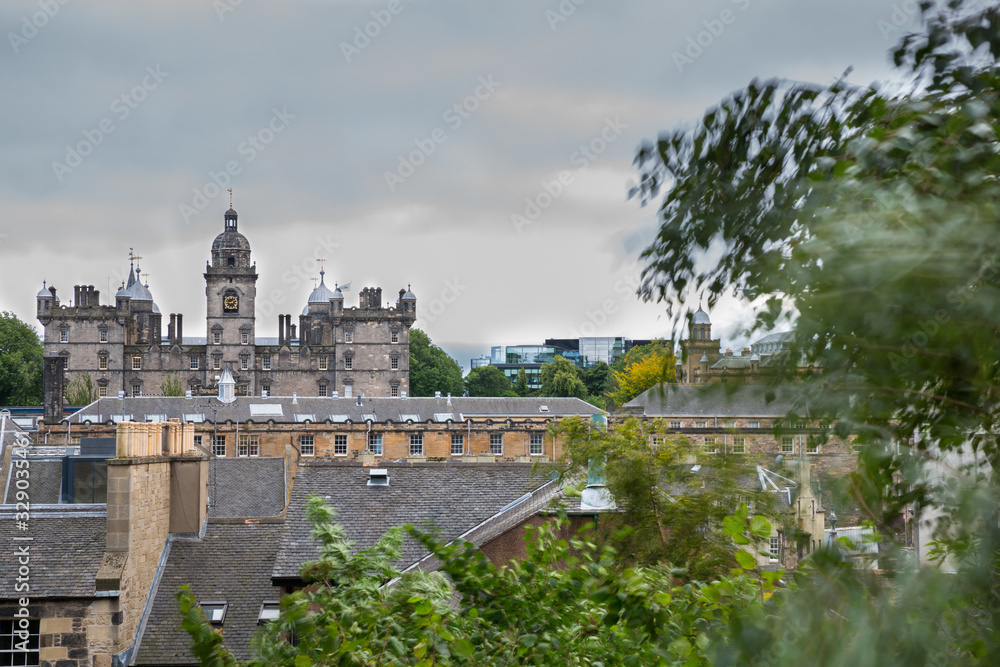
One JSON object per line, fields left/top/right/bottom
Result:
{"left": 489, "top": 433, "right": 503, "bottom": 455}
{"left": 98, "top": 386, "right": 108, "bottom": 398}
{"left": 132, "top": 355, "right": 142, "bottom": 370}
{"left": 409, "top": 433, "right": 423, "bottom": 456}
{"left": 769, "top": 536, "right": 780, "bottom": 560}
{"left": 345, "top": 330, "right": 354, "bottom": 343}
{"left": 213, "top": 331, "right": 222, "bottom": 345}
{"left": 318, "top": 383, "right": 328, "bottom": 398}
{"left": 241, "top": 357, "right": 249, "bottom": 371}
{"left": 262, "top": 353, "right": 271, "bottom": 371}
{"left": 99, "top": 329, "right": 108, "bottom": 342}
{"left": 299, "top": 435, "right": 315, "bottom": 456}
{"left": 318, "top": 355, "right": 328, "bottom": 371}
{"left": 190, "top": 355, "right": 200, "bottom": 370}
{"left": 390, "top": 385, "right": 399, "bottom": 397}
{"left": 781, "top": 436, "right": 794, "bottom": 453}
{"left": 238, "top": 434, "right": 259, "bottom": 457}
{"left": 669, "top": 421, "right": 681, "bottom": 429}
{"left": 334, "top": 434, "right": 348, "bottom": 456}
{"left": 390, "top": 356, "right": 399, "bottom": 370}
{"left": 60, "top": 329, "right": 69, "bottom": 342}
{"left": 703, "top": 437, "right": 717, "bottom": 454}
{"left": 732, "top": 437, "right": 746, "bottom": 454}
{"left": 368, "top": 433, "right": 382, "bottom": 455}
{"left": 748, "top": 421, "right": 760, "bottom": 429}
{"left": 451, "top": 433, "right": 464, "bottom": 455}
{"left": 99, "top": 355, "right": 108, "bottom": 370}
{"left": 213, "top": 435, "right": 227, "bottom": 457}
{"left": 344, "top": 355, "right": 353, "bottom": 371}
{"left": 530, "top": 432, "right": 543, "bottom": 455}
{"left": 391, "top": 331, "right": 398, "bottom": 343}
{"left": 241, "top": 332, "right": 249, "bottom": 345}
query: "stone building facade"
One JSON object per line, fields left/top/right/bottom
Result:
{"left": 37, "top": 207, "right": 416, "bottom": 403}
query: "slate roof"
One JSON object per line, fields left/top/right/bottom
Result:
{"left": 4, "top": 458, "right": 63, "bottom": 504}
{"left": 624, "top": 384, "right": 807, "bottom": 418}
{"left": 0, "top": 514, "right": 106, "bottom": 598}
{"left": 67, "top": 396, "right": 601, "bottom": 425}
{"left": 208, "top": 458, "right": 286, "bottom": 518}
{"left": 272, "top": 462, "right": 556, "bottom": 581}
{"left": 135, "top": 522, "right": 283, "bottom": 666}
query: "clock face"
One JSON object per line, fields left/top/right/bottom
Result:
{"left": 223, "top": 295, "right": 239, "bottom": 313}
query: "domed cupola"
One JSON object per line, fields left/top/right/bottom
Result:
{"left": 691, "top": 305, "right": 712, "bottom": 341}
{"left": 306, "top": 270, "right": 338, "bottom": 307}
{"left": 211, "top": 207, "right": 252, "bottom": 269}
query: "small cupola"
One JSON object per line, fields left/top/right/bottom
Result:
{"left": 218, "top": 366, "right": 236, "bottom": 404}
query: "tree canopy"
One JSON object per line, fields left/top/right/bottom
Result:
{"left": 538, "top": 355, "right": 587, "bottom": 399}
{"left": 464, "top": 365, "right": 515, "bottom": 397}
{"left": 608, "top": 340, "right": 677, "bottom": 406}
{"left": 408, "top": 329, "right": 464, "bottom": 397}
{"left": 0, "top": 311, "right": 43, "bottom": 406}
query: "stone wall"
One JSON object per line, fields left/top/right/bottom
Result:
{"left": 0, "top": 597, "right": 120, "bottom": 667}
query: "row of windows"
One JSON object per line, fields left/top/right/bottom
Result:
{"left": 212, "top": 330, "right": 399, "bottom": 346}
{"left": 650, "top": 435, "right": 820, "bottom": 454}
{"left": 664, "top": 420, "right": 812, "bottom": 430}
{"left": 203, "top": 432, "right": 548, "bottom": 458}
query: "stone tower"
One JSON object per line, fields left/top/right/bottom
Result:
{"left": 204, "top": 207, "right": 258, "bottom": 392}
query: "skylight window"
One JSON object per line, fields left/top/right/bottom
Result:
{"left": 328, "top": 414, "right": 350, "bottom": 423}
{"left": 362, "top": 413, "right": 377, "bottom": 422}
{"left": 433, "top": 413, "right": 455, "bottom": 422}
{"left": 294, "top": 414, "right": 316, "bottom": 423}
{"left": 183, "top": 413, "right": 205, "bottom": 423}
{"left": 539, "top": 405, "right": 550, "bottom": 412}
{"left": 399, "top": 414, "right": 420, "bottom": 422}
{"left": 249, "top": 404, "right": 284, "bottom": 417}
{"left": 258, "top": 601, "right": 280, "bottom": 623}
{"left": 200, "top": 602, "right": 228, "bottom": 624}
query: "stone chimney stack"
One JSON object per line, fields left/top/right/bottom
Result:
{"left": 43, "top": 356, "right": 65, "bottom": 423}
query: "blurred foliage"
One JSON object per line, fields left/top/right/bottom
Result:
{"left": 160, "top": 372, "right": 185, "bottom": 397}
{"left": 65, "top": 373, "right": 97, "bottom": 405}
{"left": 538, "top": 355, "right": 588, "bottom": 399}
{"left": 465, "top": 364, "right": 516, "bottom": 397}
{"left": 607, "top": 341, "right": 677, "bottom": 406}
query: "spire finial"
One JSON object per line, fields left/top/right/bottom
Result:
{"left": 228, "top": 188, "right": 233, "bottom": 208}
{"left": 42, "top": 280, "right": 46, "bottom": 289}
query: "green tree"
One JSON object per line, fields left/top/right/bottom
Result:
{"left": 65, "top": 373, "right": 97, "bottom": 405}
{"left": 538, "top": 355, "right": 586, "bottom": 399}
{"left": 582, "top": 361, "right": 612, "bottom": 397}
{"left": 408, "top": 329, "right": 464, "bottom": 397}
{"left": 465, "top": 365, "right": 515, "bottom": 397}
{"left": 160, "top": 372, "right": 185, "bottom": 397}
{"left": 608, "top": 343, "right": 677, "bottom": 406}
{"left": 0, "top": 311, "right": 43, "bottom": 405}
{"left": 513, "top": 367, "right": 530, "bottom": 397}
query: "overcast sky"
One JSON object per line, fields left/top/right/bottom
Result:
{"left": 0, "top": 0, "right": 919, "bottom": 369}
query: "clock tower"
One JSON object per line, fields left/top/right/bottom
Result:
{"left": 204, "top": 206, "right": 258, "bottom": 393}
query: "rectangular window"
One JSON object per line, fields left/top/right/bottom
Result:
{"left": 238, "top": 384, "right": 249, "bottom": 395}
{"left": 334, "top": 434, "right": 348, "bottom": 455}
{"left": 345, "top": 331, "right": 353, "bottom": 343}
{"left": 300, "top": 435, "right": 315, "bottom": 456}
{"left": 409, "top": 433, "right": 423, "bottom": 456}
{"left": 99, "top": 355, "right": 108, "bottom": 370}
{"left": 318, "top": 383, "right": 328, "bottom": 398}
{"left": 213, "top": 435, "right": 227, "bottom": 457}
{"left": 368, "top": 433, "right": 382, "bottom": 455}
{"left": 769, "top": 536, "right": 780, "bottom": 560}
{"left": 651, "top": 435, "right": 664, "bottom": 447}
{"left": 390, "top": 356, "right": 399, "bottom": 370}
{"left": 695, "top": 421, "right": 707, "bottom": 428}
{"left": 241, "top": 357, "right": 249, "bottom": 371}
{"left": 345, "top": 356, "right": 353, "bottom": 371}
{"left": 261, "top": 383, "right": 271, "bottom": 396}
{"left": 262, "top": 353, "right": 271, "bottom": 370}
{"left": 238, "top": 435, "right": 259, "bottom": 457}
{"left": 213, "top": 331, "right": 222, "bottom": 345}
{"left": 98, "top": 386, "right": 108, "bottom": 398}
{"left": 490, "top": 433, "right": 503, "bottom": 455}
{"left": 703, "top": 437, "right": 717, "bottom": 454}
{"left": 451, "top": 433, "right": 464, "bottom": 455}
{"left": 60, "top": 329, "right": 69, "bottom": 342}
{"left": 318, "top": 356, "right": 328, "bottom": 371}
{"left": 213, "top": 356, "right": 221, "bottom": 371}
{"left": 132, "top": 355, "right": 142, "bottom": 370}
{"left": 807, "top": 441, "right": 820, "bottom": 454}
{"left": 796, "top": 421, "right": 807, "bottom": 430}
{"left": 732, "top": 437, "right": 746, "bottom": 454}
{"left": 530, "top": 432, "right": 544, "bottom": 455}
{"left": 669, "top": 421, "right": 681, "bottom": 429}
{"left": 390, "top": 385, "right": 399, "bottom": 397}
{"left": 0, "top": 618, "right": 39, "bottom": 666}
{"left": 241, "top": 332, "right": 249, "bottom": 345}
{"left": 748, "top": 421, "right": 760, "bottom": 429}
{"left": 259, "top": 601, "right": 281, "bottom": 624}
{"left": 194, "top": 435, "right": 203, "bottom": 448}
{"left": 100, "top": 329, "right": 108, "bottom": 342}
{"left": 190, "top": 355, "right": 200, "bottom": 370}
{"left": 781, "top": 436, "right": 794, "bottom": 453}
{"left": 344, "top": 384, "right": 353, "bottom": 398}
{"left": 200, "top": 602, "right": 228, "bottom": 624}
{"left": 131, "top": 383, "right": 141, "bottom": 397}
{"left": 391, "top": 331, "right": 398, "bottom": 343}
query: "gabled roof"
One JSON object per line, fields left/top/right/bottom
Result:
{"left": 135, "top": 522, "right": 283, "bottom": 665}
{"left": 271, "top": 462, "right": 556, "bottom": 582}
{"left": 623, "top": 383, "right": 804, "bottom": 418}
{"left": 207, "top": 458, "right": 286, "bottom": 519}
{"left": 67, "top": 396, "right": 601, "bottom": 425}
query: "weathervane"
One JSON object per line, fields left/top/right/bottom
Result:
{"left": 228, "top": 188, "right": 233, "bottom": 208}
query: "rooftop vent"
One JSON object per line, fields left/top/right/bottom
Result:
{"left": 332, "top": 390, "right": 339, "bottom": 398}
{"left": 435, "top": 391, "right": 441, "bottom": 398}
{"left": 539, "top": 405, "right": 549, "bottom": 412}
{"left": 367, "top": 468, "right": 389, "bottom": 487}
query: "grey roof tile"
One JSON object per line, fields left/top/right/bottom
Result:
{"left": 624, "top": 384, "right": 806, "bottom": 418}
{"left": 271, "top": 462, "right": 554, "bottom": 581}
{"left": 135, "top": 522, "right": 283, "bottom": 665}
{"left": 208, "top": 458, "right": 286, "bottom": 518}
{"left": 0, "top": 515, "right": 106, "bottom": 598}
{"left": 68, "top": 396, "right": 602, "bottom": 426}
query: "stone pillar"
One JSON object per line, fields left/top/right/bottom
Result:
{"left": 43, "top": 356, "right": 65, "bottom": 424}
